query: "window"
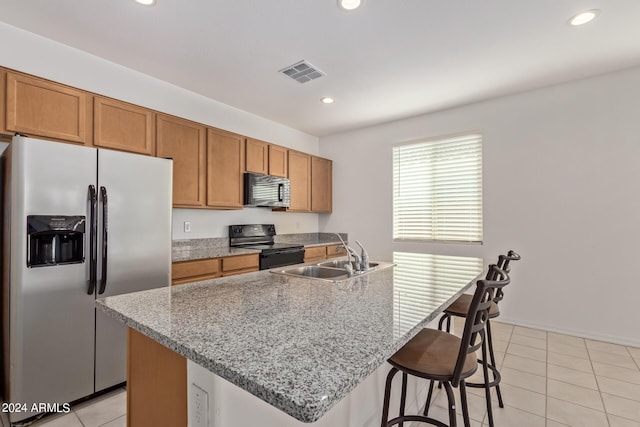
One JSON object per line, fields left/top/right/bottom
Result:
{"left": 393, "top": 134, "right": 482, "bottom": 242}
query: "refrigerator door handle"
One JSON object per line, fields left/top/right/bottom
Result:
{"left": 87, "top": 185, "right": 97, "bottom": 295}
{"left": 98, "top": 186, "right": 108, "bottom": 295}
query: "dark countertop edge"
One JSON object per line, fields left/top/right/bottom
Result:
{"left": 96, "top": 271, "right": 479, "bottom": 422}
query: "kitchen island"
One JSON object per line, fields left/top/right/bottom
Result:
{"left": 97, "top": 253, "right": 483, "bottom": 426}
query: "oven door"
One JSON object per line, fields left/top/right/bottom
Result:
{"left": 260, "top": 248, "right": 305, "bottom": 270}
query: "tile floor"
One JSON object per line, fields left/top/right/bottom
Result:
{"left": 2, "top": 321, "right": 639, "bottom": 427}
{"left": 0, "top": 387, "right": 125, "bottom": 427}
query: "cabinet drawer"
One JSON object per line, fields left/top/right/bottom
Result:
{"left": 326, "top": 244, "right": 346, "bottom": 258}
{"left": 222, "top": 254, "right": 259, "bottom": 272}
{"left": 172, "top": 259, "right": 220, "bottom": 283}
{"left": 304, "top": 246, "right": 326, "bottom": 262}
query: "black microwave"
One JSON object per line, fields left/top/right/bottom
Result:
{"left": 243, "top": 173, "right": 291, "bottom": 208}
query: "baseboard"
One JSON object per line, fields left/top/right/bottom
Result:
{"left": 497, "top": 317, "right": 640, "bottom": 348}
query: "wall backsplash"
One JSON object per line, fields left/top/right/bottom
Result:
{"left": 172, "top": 208, "right": 320, "bottom": 240}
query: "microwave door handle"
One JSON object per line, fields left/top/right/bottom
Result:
{"left": 98, "top": 186, "right": 108, "bottom": 295}
{"left": 278, "top": 183, "right": 284, "bottom": 202}
{"left": 87, "top": 185, "right": 97, "bottom": 295}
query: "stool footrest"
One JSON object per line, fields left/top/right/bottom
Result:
{"left": 386, "top": 415, "right": 449, "bottom": 427}
{"left": 465, "top": 360, "right": 501, "bottom": 389}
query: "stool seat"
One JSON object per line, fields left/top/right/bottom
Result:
{"left": 446, "top": 294, "right": 499, "bottom": 318}
{"left": 390, "top": 329, "right": 478, "bottom": 379}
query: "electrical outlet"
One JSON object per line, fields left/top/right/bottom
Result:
{"left": 191, "top": 383, "right": 209, "bottom": 427}
{"left": 184, "top": 221, "right": 191, "bottom": 233}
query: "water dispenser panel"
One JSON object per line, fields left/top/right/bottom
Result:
{"left": 27, "top": 215, "right": 86, "bottom": 267}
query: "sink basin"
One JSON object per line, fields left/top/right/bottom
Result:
{"left": 275, "top": 266, "right": 350, "bottom": 280}
{"left": 270, "top": 261, "right": 394, "bottom": 282}
{"left": 318, "top": 260, "right": 379, "bottom": 269}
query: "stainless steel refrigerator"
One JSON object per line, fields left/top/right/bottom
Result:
{"left": 1, "top": 136, "right": 172, "bottom": 423}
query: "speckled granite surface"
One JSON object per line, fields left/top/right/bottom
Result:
{"left": 172, "top": 233, "right": 348, "bottom": 262}
{"left": 97, "top": 253, "right": 483, "bottom": 423}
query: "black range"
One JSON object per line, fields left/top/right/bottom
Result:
{"left": 229, "top": 224, "right": 305, "bottom": 270}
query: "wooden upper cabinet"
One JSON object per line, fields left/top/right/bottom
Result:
{"left": 5, "top": 72, "right": 91, "bottom": 144}
{"left": 0, "top": 69, "right": 7, "bottom": 137}
{"left": 206, "top": 128, "right": 244, "bottom": 209}
{"left": 245, "top": 138, "right": 268, "bottom": 175}
{"left": 156, "top": 115, "right": 206, "bottom": 207}
{"left": 288, "top": 150, "right": 311, "bottom": 211}
{"left": 311, "top": 156, "right": 332, "bottom": 213}
{"left": 268, "top": 145, "right": 288, "bottom": 177}
{"left": 94, "top": 96, "right": 154, "bottom": 155}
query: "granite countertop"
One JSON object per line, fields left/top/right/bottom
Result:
{"left": 97, "top": 253, "right": 483, "bottom": 423}
{"left": 172, "top": 233, "right": 347, "bottom": 262}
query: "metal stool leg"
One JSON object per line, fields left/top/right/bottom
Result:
{"left": 443, "top": 381, "right": 457, "bottom": 427}
{"left": 481, "top": 338, "right": 495, "bottom": 427}
{"left": 399, "top": 372, "right": 407, "bottom": 427}
{"left": 486, "top": 319, "right": 504, "bottom": 408}
{"left": 381, "top": 367, "right": 399, "bottom": 427}
{"left": 460, "top": 381, "right": 471, "bottom": 427}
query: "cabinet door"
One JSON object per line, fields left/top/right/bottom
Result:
{"left": 245, "top": 138, "right": 268, "bottom": 174}
{"left": 94, "top": 96, "right": 154, "bottom": 155}
{"left": 156, "top": 115, "right": 206, "bottom": 207}
{"left": 288, "top": 150, "right": 311, "bottom": 211}
{"left": 311, "top": 156, "right": 332, "bottom": 213}
{"left": 268, "top": 145, "right": 288, "bottom": 177}
{"left": 0, "top": 69, "right": 7, "bottom": 137}
{"left": 206, "top": 128, "right": 244, "bottom": 209}
{"left": 5, "top": 72, "right": 91, "bottom": 144}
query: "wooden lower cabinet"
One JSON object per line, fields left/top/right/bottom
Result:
{"left": 5, "top": 71, "right": 91, "bottom": 144}
{"left": 304, "top": 246, "right": 327, "bottom": 262}
{"left": 207, "top": 128, "right": 244, "bottom": 209}
{"left": 326, "top": 244, "right": 347, "bottom": 258}
{"left": 94, "top": 96, "right": 155, "bottom": 155}
{"left": 127, "top": 328, "right": 187, "bottom": 427}
{"left": 172, "top": 254, "right": 259, "bottom": 285}
{"left": 156, "top": 114, "right": 206, "bottom": 207}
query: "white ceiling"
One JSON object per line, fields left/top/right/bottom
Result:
{"left": 1, "top": 0, "right": 640, "bottom": 137}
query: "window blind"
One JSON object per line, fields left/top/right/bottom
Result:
{"left": 393, "top": 134, "right": 483, "bottom": 242}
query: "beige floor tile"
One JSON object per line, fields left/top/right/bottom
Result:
{"left": 548, "top": 332, "right": 587, "bottom": 348}
{"left": 425, "top": 402, "right": 483, "bottom": 426}
{"left": 74, "top": 389, "right": 126, "bottom": 427}
{"left": 608, "top": 414, "right": 640, "bottom": 427}
{"left": 500, "top": 367, "right": 546, "bottom": 394}
{"left": 546, "top": 421, "right": 571, "bottom": 427}
{"left": 496, "top": 384, "right": 545, "bottom": 416}
{"left": 31, "top": 412, "right": 84, "bottom": 427}
{"left": 546, "top": 378, "right": 604, "bottom": 411}
{"left": 101, "top": 415, "right": 127, "bottom": 427}
{"left": 628, "top": 347, "right": 640, "bottom": 360}
{"left": 548, "top": 351, "right": 594, "bottom": 373}
{"left": 431, "top": 385, "right": 487, "bottom": 423}
{"left": 491, "top": 338, "right": 509, "bottom": 354}
{"left": 513, "top": 326, "right": 547, "bottom": 340}
{"left": 502, "top": 354, "right": 547, "bottom": 377}
{"left": 589, "top": 349, "right": 639, "bottom": 370}
{"left": 602, "top": 393, "right": 640, "bottom": 421}
{"left": 546, "top": 396, "right": 609, "bottom": 427}
{"left": 587, "top": 339, "right": 632, "bottom": 356}
{"left": 597, "top": 376, "right": 640, "bottom": 402}
{"left": 548, "top": 341, "right": 590, "bottom": 359}
{"left": 507, "top": 343, "right": 547, "bottom": 362}
{"left": 509, "top": 333, "right": 547, "bottom": 350}
{"left": 547, "top": 363, "right": 598, "bottom": 390}
{"left": 483, "top": 404, "right": 545, "bottom": 427}
{"left": 593, "top": 362, "right": 640, "bottom": 385}
{"left": 488, "top": 328, "right": 514, "bottom": 343}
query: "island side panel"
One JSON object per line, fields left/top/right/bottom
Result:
{"left": 128, "top": 328, "right": 187, "bottom": 427}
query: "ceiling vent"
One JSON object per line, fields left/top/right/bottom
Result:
{"left": 278, "top": 60, "right": 325, "bottom": 84}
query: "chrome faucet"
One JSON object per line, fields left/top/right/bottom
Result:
{"left": 355, "top": 240, "right": 369, "bottom": 271}
{"left": 334, "top": 233, "right": 361, "bottom": 275}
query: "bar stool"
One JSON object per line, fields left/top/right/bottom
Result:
{"left": 380, "top": 264, "right": 510, "bottom": 427}
{"left": 436, "top": 250, "right": 521, "bottom": 427}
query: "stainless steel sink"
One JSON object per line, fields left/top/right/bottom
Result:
{"left": 270, "top": 261, "right": 394, "bottom": 282}
{"left": 317, "top": 260, "right": 379, "bottom": 269}
{"left": 276, "top": 266, "right": 350, "bottom": 280}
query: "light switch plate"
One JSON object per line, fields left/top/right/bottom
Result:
{"left": 184, "top": 221, "right": 191, "bottom": 233}
{"left": 190, "top": 383, "right": 209, "bottom": 427}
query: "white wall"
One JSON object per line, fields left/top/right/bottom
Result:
{"left": 0, "top": 22, "right": 320, "bottom": 239}
{"left": 319, "top": 66, "right": 640, "bottom": 347}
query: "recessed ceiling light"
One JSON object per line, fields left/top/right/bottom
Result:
{"left": 320, "top": 97, "right": 335, "bottom": 104}
{"left": 135, "top": 0, "right": 156, "bottom": 5}
{"left": 338, "top": 0, "right": 362, "bottom": 11}
{"left": 568, "top": 9, "right": 600, "bottom": 26}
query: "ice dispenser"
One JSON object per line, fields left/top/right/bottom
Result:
{"left": 27, "top": 215, "right": 86, "bottom": 267}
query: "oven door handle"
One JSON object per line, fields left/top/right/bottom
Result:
{"left": 262, "top": 248, "right": 305, "bottom": 256}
